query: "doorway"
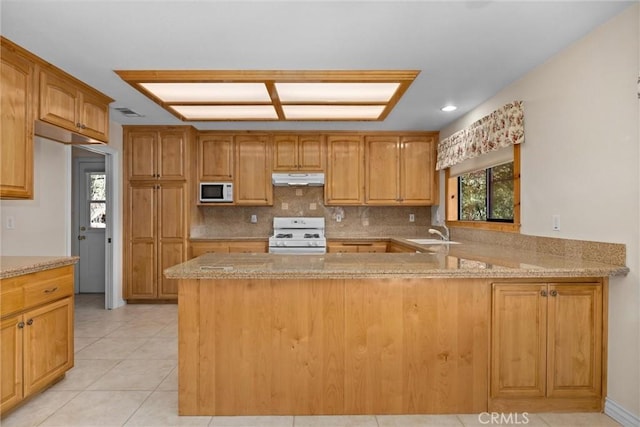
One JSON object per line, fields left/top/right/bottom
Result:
{"left": 72, "top": 149, "right": 106, "bottom": 294}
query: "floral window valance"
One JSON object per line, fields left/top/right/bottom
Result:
{"left": 436, "top": 101, "right": 524, "bottom": 170}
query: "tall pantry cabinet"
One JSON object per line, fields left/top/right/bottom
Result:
{"left": 123, "top": 126, "right": 191, "bottom": 301}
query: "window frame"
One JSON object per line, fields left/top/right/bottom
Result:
{"left": 445, "top": 144, "right": 521, "bottom": 233}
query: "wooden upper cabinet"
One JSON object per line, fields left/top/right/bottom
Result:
{"left": 0, "top": 40, "right": 34, "bottom": 199}
{"left": 325, "top": 135, "right": 364, "bottom": 205}
{"left": 39, "top": 67, "right": 110, "bottom": 143}
{"left": 273, "top": 134, "right": 324, "bottom": 171}
{"left": 365, "top": 134, "right": 437, "bottom": 206}
{"left": 125, "top": 127, "right": 188, "bottom": 181}
{"left": 198, "top": 134, "right": 234, "bottom": 181}
{"left": 234, "top": 135, "right": 272, "bottom": 205}
{"left": 491, "top": 282, "right": 603, "bottom": 401}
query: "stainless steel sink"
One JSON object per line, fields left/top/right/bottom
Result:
{"left": 407, "top": 238, "right": 460, "bottom": 245}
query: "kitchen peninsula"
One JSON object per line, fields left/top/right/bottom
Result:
{"left": 165, "top": 238, "right": 627, "bottom": 416}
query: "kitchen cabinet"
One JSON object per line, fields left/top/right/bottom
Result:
{"left": 1, "top": 39, "right": 34, "bottom": 199}
{"left": 0, "top": 266, "right": 74, "bottom": 414}
{"left": 39, "top": 67, "right": 111, "bottom": 143}
{"left": 125, "top": 182, "right": 187, "bottom": 300}
{"left": 387, "top": 241, "right": 418, "bottom": 253}
{"left": 234, "top": 135, "right": 273, "bottom": 205}
{"left": 490, "top": 282, "right": 603, "bottom": 411}
{"left": 365, "top": 134, "right": 437, "bottom": 205}
{"left": 273, "top": 134, "right": 325, "bottom": 171}
{"left": 189, "top": 240, "right": 268, "bottom": 258}
{"left": 125, "top": 126, "right": 190, "bottom": 181}
{"left": 325, "top": 135, "right": 364, "bottom": 205}
{"left": 327, "top": 241, "right": 388, "bottom": 253}
{"left": 198, "top": 133, "right": 234, "bottom": 181}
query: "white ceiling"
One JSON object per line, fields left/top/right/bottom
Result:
{"left": 1, "top": 0, "right": 634, "bottom": 131}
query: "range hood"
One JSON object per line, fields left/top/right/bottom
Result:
{"left": 272, "top": 172, "right": 325, "bottom": 187}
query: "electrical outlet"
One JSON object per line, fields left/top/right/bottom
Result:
{"left": 250, "top": 214, "right": 258, "bottom": 224}
{"left": 409, "top": 214, "right": 415, "bottom": 222}
{"left": 552, "top": 215, "right": 560, "bottom": 231}
{"left": 336, "top": 214, "right": 342, "bottom": 223}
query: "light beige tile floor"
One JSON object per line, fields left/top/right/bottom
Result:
{"left": 1, "top": 294, "right": 623, "bottom": 427}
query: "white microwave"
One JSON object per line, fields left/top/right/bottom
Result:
{"left": 199, "top": 182, "right": 233, "bottom": 203}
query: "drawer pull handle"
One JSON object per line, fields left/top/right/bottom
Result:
{"left": 26, "top": 319, "right": 33, "bottom": 326}
{"left": 44, "top": 287, "right": 59, "bottom": 294}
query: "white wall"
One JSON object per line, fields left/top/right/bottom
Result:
{"left": 440, "top": 4, "right": 640, "bottom": 419}
{"left": 0, "top": 137, "right": 71, "bottom": 256}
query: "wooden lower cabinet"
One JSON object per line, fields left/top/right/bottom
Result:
{"left": 490, "top": 281, "right": 604, "bottom": 412}
{"left": 0, "top": 266, "right": 74, "bottom": 415}
{"left": 125, "top": 182, "right": 187, "bottom": 301}
{"left": 189, "top": 240, "right": 268, "bottom": 258}
{"left": 327, "top": 241, "right": 387, "bottom": 253}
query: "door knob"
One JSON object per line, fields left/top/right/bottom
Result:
{"left": 78, "top": 235, "right": 86, "bottom": 240}
{"left": 80, "top": 226, "right": 86, "bottom": 231}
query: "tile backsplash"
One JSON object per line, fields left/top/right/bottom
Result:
{"left": 190, "top": 187, "right": 432, "bottom": 238}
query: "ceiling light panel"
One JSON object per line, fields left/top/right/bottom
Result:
{"left": 140, "top": 82, "right": 271, "bottom": 102}
{"left": 275, "top": 82, "right": 400, "bottom": 103}
{"left": 282, "top": 105, "right": 386, "bottom": 120}
{"left": 171, "top": 105, "right": 278, "bottom": 120}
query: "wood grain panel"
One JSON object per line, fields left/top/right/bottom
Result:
{"left": 126, "top": 131, "right": 156, "bottom": 180}
{"left": 178, "top": 280, "right": 199, "bottom": 415}
{"left": 0, "top": 315, "right": 23, "bottom": 413}
{"left": 400, "top": 136, "right": 436, "bottom": 204}
{"left": 272, "top": 135, "right": 298, "bottom": 170}
{"left": 491, "top": 283, "right": 547, "bottom": 398}
{"left": 325, "top": 136, "right": 364, "bottom": 205}
{"left": 198, "top": 134, "right": 234, "bottom": 180}
{"left": 298, "top": 135, "right": 325, "bottom": 171}
{"left": 159, "top": 131, "right": 186, "bottom": 180}
{"left": 547, "top": 283, "right": 602, "bottom": 397}
{"left": 235, "top": 135, "right": 272, "bottom": 205}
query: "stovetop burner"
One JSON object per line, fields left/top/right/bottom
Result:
{"left": 304, "top": 233, "right": 320, "bottom": 239}
{"left": 276, "top": 233, "right": 293, "bottom": 239}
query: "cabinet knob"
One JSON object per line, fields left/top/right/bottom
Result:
{"left": 550, "top": 290, "right": 558, "bottom": 297}
{"left": 17, "top": 321, "right": 25, "bottom": 329}
{"left": 540, "top": 290, "right": 547, "bottom": 297}
{"left": 76, "top": 122, "right": 82, "bottom": 128}
{"left": 26, "top": 319, "right": 33, "bottom": 326}
{"left": 80, "top": 124, "right": 86, "bottom": 129}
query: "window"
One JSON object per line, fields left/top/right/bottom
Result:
{"left": 458, "top": 162, "right": 514, "bottom": 222}
{"left": 445, "top": 145, "right": 520, "bottom": 232}
{"left": 88, "top": 172, "right": 106, "bottom": 228}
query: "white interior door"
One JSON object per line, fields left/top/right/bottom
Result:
{"left": 77, "top": 163, "right": 106, "bottom": 293}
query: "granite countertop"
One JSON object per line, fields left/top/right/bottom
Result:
{"left": 165, "top": 238, "right": 629, "bottom": 280}
{"left": 0, "top": 256, "right": 79, "bottom": 279}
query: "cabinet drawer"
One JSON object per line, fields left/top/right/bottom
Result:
{"left": 0, "top": 287, "right": 24, "bottom": 318}
{"left": 23, "top": 267, "right": 74, "bottom": 309}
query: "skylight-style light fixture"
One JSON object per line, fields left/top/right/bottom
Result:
{"left": 115, "top": 70, "right": 419, "bottom": 121}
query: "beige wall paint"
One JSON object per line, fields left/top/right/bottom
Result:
{"left": 0, "top": 137, "right": 70, "bottom": 256}
{"left": 440, "top": 4, "right": 639, "bottom": 417}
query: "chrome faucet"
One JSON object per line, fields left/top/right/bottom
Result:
{"left": 428, "top": 224, "right": 450, "bottom": 241}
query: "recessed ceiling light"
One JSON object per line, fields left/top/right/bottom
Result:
{"left": 441, "top": 105, "right": 457, "bottom": 112}
{"left": 115, "top": 70, "right": 419, "bottom": 121}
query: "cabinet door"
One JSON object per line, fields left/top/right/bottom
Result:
{"left": 158, "top": 130, "right": 187, "bottom": 180}
{"left": 23, "top": 297, "right": 73, "bottom": 397}
{"left": 157, "top": 183, "right": 186, "bottom": 299}
{"left": 235, "top": 135, "right": 272, "bottom": 205}
{"left": 78, "top": 91, "right": 109, "bottom": 142}
{"left": 126, "top": 131, "right": 157, "bottom": 180}
{"left": 400, "top": 136, "right": 436, "bottom": 205}
{"left": 357, "top": 242, "right": 388, "bottom": 253}
{"left": 326, "top": 242, "right": 359, "bottom": 253}
{"left": 547, "top": 283, "right": 602, "bottom": 398}
{"left": 0, "top": 315, "right": 23, "bottom": 413}
{"left": 0, "top": 44, "right": 34, "bottom": 199}
{"left": 273, "top": 135, "right": 298, "bottom": 170}
{"left": 325, "top": 136, "right": 364, "bottom": 205}
{"left": 199, "top": 134, "right": 234, "bottom": 180}
{"left": 491, "top": 284, "right": 547, "bottom": 398}
{"left": 298, "top": 135, "right": 324, "bottom": 171}
{"left": 39, "top": 69, "right": 79, "bottom": 131}
{"left": 365, "top": 136, "right": 399, "bottom": 204}
{"left": 126, "top": 184, "right": 157, "bottom": 299}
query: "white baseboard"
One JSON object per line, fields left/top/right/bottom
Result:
{"left": 605, "top": 397, "right": 640, "bottom": 427}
